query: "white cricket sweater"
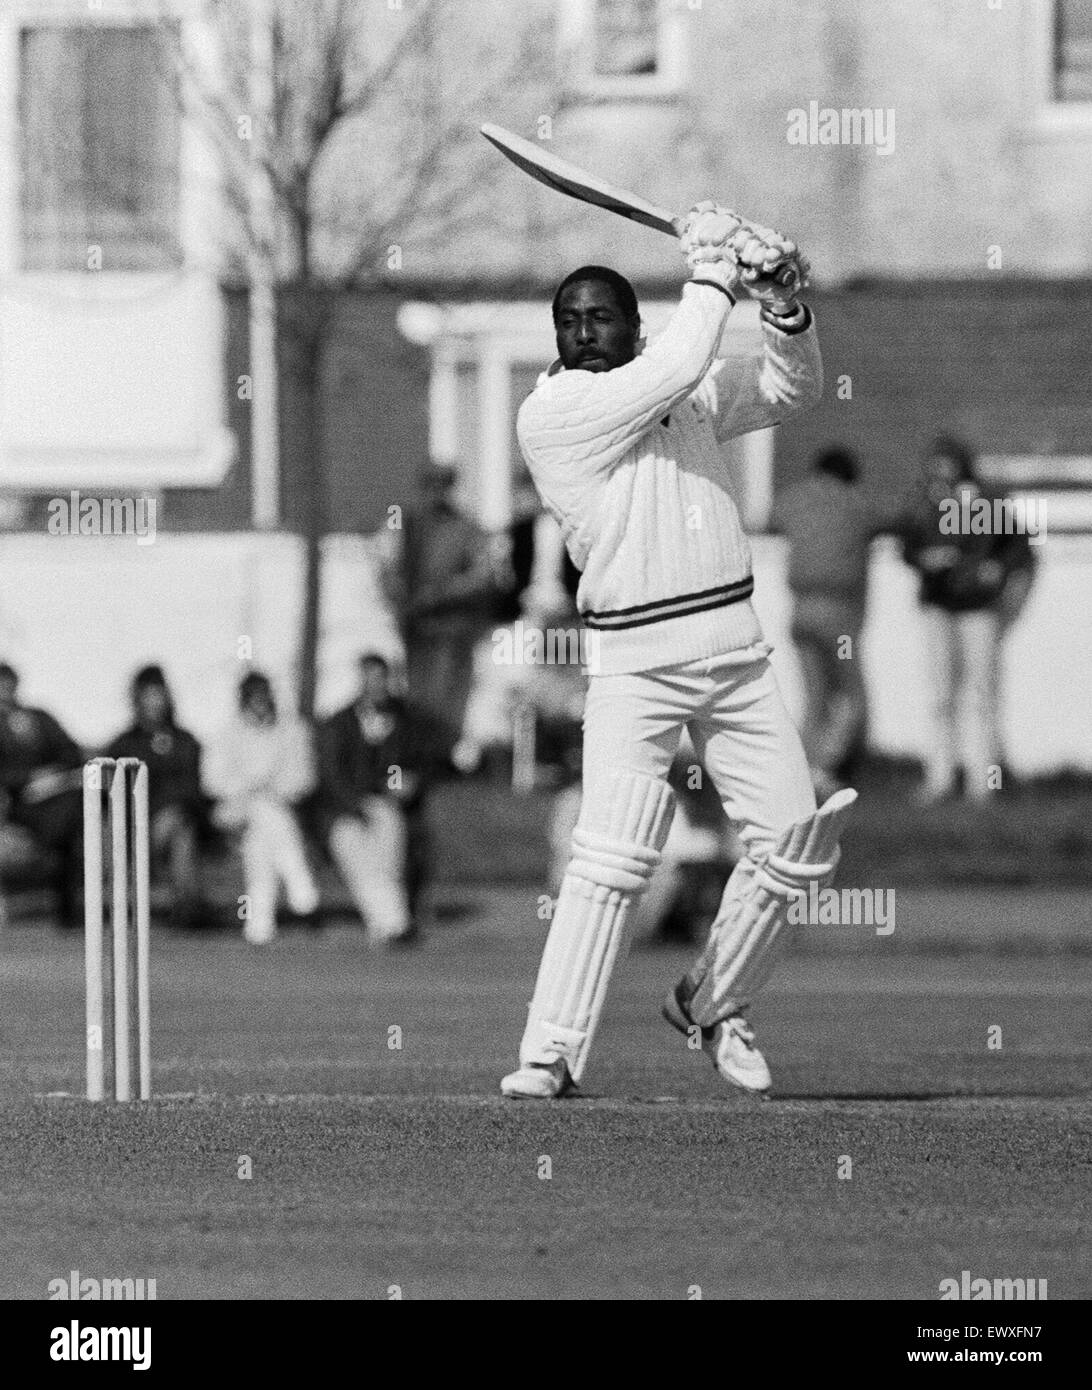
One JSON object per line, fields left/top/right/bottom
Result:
{"left": 516, "top": 281, "right": 823, "bottom": 674}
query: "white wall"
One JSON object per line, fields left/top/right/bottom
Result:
{"left": 0, "top": 533, "right": 401, "bottom": 747}
{"left": 0, "top": 530, "right": 1086, "bottom": 773}
{"left": 752, "top": 534, "right": 1091, "bottom": 777}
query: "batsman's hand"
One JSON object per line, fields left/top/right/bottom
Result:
{"left": 726, "top": 219, "right": 811, "bottom": 315}
{"left": 680, "top": 200, "right": 745, "bottom": 295}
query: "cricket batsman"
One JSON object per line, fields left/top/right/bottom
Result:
{"left": 501, "top": 203, "right": 857, "bottom": 1100}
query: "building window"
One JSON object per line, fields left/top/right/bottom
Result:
{"left": 19, "top": 23, "right": 181, "bottom": 271}
{"left": 560, "top": 0, "right": 688, "bottom": 99}
{"left": 1054, "top": 0, "right": 1092, "bottom": 101}
{"left": 593, "top": 0, "right": 660, "bottom": 79}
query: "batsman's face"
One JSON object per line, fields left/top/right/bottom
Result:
{"left": 555, "top": 282, "right": 638, "bottom": 373}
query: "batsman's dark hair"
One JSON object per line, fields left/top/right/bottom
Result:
{"left": 814, "top": 446, "right": 860, "bottom": 484}
{"left": 551, "top": 266, "right": 639, "bottom": 324}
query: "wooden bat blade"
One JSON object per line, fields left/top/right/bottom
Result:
{"left": 480, "top": 123, "right": 681, "bottom": 238}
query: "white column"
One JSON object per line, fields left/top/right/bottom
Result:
{"left": 429, "top": 342, "right": 459, "bottom": 464}
{"left": 247, "top": 0, "right": 279, "bottom": 530}
{"left": 476, "top": 342, "right": 511, "bottom": 529}
{"left": 0, "top": 17, "right": 17, "bottom": 282}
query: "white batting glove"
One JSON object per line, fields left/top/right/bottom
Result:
{"left": 680, "top": 200, "right": 745, "bottom": 296}
{"left": 725, "top": 220, "right": 811, "bottom": 315}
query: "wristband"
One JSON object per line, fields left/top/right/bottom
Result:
{"left": 761, "top": 303, "right": 809, "bottom": 333}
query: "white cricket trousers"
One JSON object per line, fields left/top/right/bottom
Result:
{"left": 328, "top": 798, "right": 411, "bottom": 941}
{"left": 922, "top": 607, "right": 1001, "bottom": 800}
{"left": 513, "top": 647, "right": 817, "bottom": 1078}
{"left": 241, "top": 799, "right": 320, "bottom": 938}
{"left": 582, "top": 649, "right": 815, "bottom": 864}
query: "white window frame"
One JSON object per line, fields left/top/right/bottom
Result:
{"left": 0, "top": 0, "right": 217, "bottom": 278}
{"left": 0, "top": 0, "right": 234, "bottom": 490}
{"left": 1026, "top": 0, "right": 1092, "bottom": 135}
{"left": 397, "top": 298, "right": 775, "bottom": 533}
{"left": 557, "top": 0, "right": 690, "bottom": 102}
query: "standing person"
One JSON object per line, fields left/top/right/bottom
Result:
{"left": 205, "top": 671, "right": 319, "bottom": 946}
{"left": 500, "top": 203, "right": 855, "bottom": 1102}
{"left": 901, "top": 436, "right": 1036, "bottom": 802}
{"left": 0, "top": 662, "right": 84, "bottom": 924}
{"left": 770, "top": 446, "right": 886, "bottom": 798}
{"left": 107, "top": 665, "right": 205, "bottom": 925}
{"left": 314, "top": 652, "right": 445, "bottom": 944}
{"left": 385, "top": 462, "right": 503, "bottom": 760}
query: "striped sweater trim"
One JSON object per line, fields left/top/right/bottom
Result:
{"left": 582, "top": 576, "right": 755, "bottom": 631}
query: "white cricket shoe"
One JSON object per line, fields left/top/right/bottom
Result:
{"left": 663, "top": 984, "right": 772, "bottom": 1094}
{"left": 500, "top": 1058, "right": 575, "bottom": 1100}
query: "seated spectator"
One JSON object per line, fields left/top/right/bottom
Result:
{"left": 205, "top": 671, "right": 319, "bottom": 946}
{"left": 0, "top": 662, "right": 83, "bottom": 925}
{"left": 313, "top": 652, "right": 445, "bottom": 945}
{"left": 107, "top": 665, "right": 206, "bottom": 925}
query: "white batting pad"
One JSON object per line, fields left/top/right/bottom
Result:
{"left": 681, "top": 789, "right": 857, "bottom": 1027}
{"left": 519, "top": 770, "right": 675, "bottom": 1081}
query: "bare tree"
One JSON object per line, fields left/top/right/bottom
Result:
{"left": 170, "top": 0, "right": 549, "bottom": 715}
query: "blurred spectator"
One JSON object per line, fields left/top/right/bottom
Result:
{"left": 205, "top": 671, "right": 318, "bottom": 946}
{"left": 462, "top": 474, "right": 582, "bottom": 775}
{"left": 314, "top": 652, "right": 446, "bottom": 944}
{"left": 493, "top": 470, "right": 580, "bottom": 627}
{"left": 383, "top": 462, "right": 503, "bottom": 761}
{"left": 107, "top": 665, "right": 206, "bottom": 924}
{"left": 901, "top": 436, "right": 1037, "bottom": 801}
{"left": 770, "top": 446, "right": 886, "bottom": 798}
{"left": 0, "top": 662, "right": 83, "bottom": 924}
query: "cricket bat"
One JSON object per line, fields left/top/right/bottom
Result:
{"left": 480, "top": 122, "right": 800, "bottom": 290}
{"left": 480, "top": 122, "right": 684, "bottom": 238}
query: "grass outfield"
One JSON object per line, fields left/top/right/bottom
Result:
{"left": 428, "top": 776, "right": 1092, "bottom": 887}
{"left": 2, "top": 889, "right": 1090, "bottom": 1300}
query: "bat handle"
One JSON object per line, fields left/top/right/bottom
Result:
{"left": 775, "top": 263, "right": 801, "bottom": 291}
